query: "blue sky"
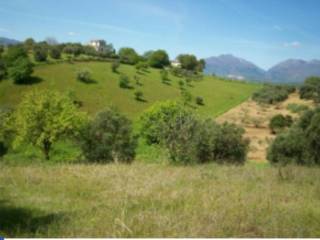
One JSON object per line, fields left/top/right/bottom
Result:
{"left": 0, "top": 0, "right": 319, "bottom": 69}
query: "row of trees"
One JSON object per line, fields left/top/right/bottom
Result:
{"left": 0, "top": 90, "right": 248, "bottom": 164}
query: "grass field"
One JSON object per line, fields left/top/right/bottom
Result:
{"left": 1, "top": 162, "right": 320, "bottom": 237}
{"left": 0, "top": 61, "right": 260, "bottom": 119}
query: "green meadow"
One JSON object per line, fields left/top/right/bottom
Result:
{"left": 0, "top": 61, "right": 260, "bottom": 119}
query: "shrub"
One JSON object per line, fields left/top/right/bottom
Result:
{"left": 269, "top": 114, "right": 293, "bottom": 134}
{"left": 11, "top": 90, "right": 88, "bottom": 160}
{"left": 287, "top": 103, "right": 309, "bottom": 114}
{"left": 267, "top": 107, "right": 320, "bottom": 165}
{"left": 9, "top": 57, "right": 33, "bottom": 84}
{"left": 134, "top": 90, "right": 143, "bottom": 101}
{"left": 0, "top": 107, "right": 13, "bottom": 157}
{"left": 135, "top": 61, "right": 148, "bottom": 72}
{"left": 77, "top": 69, "right": 92, "bottom": 83}
{"left": 119, "top": 74, "right": 130, "bottom": 88}
{"left": 111, "top": 61, "right": 120, "bottom": 73}
{"left": 80, "top": 107, "right": 137, "bottom": 163}
{"left": 33, "top": 45, "right": 48, "bottom": 62}
{"left": 252, "top": 85, "right": 294, "bottom": 104}
{"left": 181, "top": 90, "right": 192, "bottom": 105}
{"left": 197, "top": 120, "right": 249, "bottom": 164}
{"left": 4, "top": 45, "right": 28, "bottom": 66}
{"left": 49, "top": 46, "right": 61, "bottom": 59}
{"left": 0, "top": 58, "right": 6, "bottom": 80}
{"left": 139, "top": 101, "right": 189, "bottom": 144}
{"left": 195, "top": 96, "right": 204, "bottom": 105}
{"left": 299, "top": 76, "right": 320, "bottom": 103}
{"left": 178, "top": 80, "right": 185, "bottom": 89}
{"left": 160, "top": 69, "right": 168, "bottom": 83}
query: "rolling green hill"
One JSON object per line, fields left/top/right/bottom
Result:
{"left": 0, "top": 61, "right": 260, "bottom": 119}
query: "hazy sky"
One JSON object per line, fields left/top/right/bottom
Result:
{"left": 0, "top": 0, "right": 319, "bottom": 69}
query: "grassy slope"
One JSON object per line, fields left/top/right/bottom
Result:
{"left": 1, "top": 162, "right": 320, "bottom": 237}
{"left": 0, "top": 61, "right": 260, "bottom": 120}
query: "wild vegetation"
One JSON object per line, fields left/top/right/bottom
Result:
{"left": 252, "top": 84, "right": 295, "bottom": 104}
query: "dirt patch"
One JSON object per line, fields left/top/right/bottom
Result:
{"left": 216, "top": 93, "right": 315, "bottom": 162}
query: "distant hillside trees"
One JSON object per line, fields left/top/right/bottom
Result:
{"left": 9, "top": 90, "right": 88, "bottom": 160}
{"left": 118, "top": 47, "right": 139, "bottom": 65}
{"left": 299, "top": 76, "right": 320, "bottom": 103}
{"left": 147, "top": 49, "right": 170, "bottom": 68}
{"left": 177, "top": 54, "right": 205, "bottom": 72}
{"left": 252, "top": 84, "right": 295, "bottom": 104}
{"left": 49, "top": 46, "right": 61, "bottom": 59}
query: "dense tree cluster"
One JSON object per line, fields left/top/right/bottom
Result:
{"left": 299, "top": 76, "right": 320, "bottom": 103}
{"left": 252, "top": 84, "right": 295, "bottom": 104}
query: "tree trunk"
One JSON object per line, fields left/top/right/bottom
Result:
{"left": 43, "top": 139, "right": 51, "bottom": 160}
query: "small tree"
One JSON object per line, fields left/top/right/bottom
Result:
{"left": 111, "top": 61, "right": 120, "bottom": 73}
{"left": 4, "top": 46, "right": 28, "bottom": 66}
{"left": 11, "top": 90, "right": 88, "bottom": 160}
{"left": 134, "top": 90, "right": 144, "bottom": 101}
{"left": 148, "top": 50, "right": 170, "bottom": 68}
{"left": 77, "top": 69, "right": 92, "bottom": 83}
{"left": 119, "top": 74, "right": 130, "bottom": 88}
{"left": 80, "top": 107, "right": 137, "bottom": 163}
{"left": 181, "top": 90, "right": 192, "bottom": 105}
{"left": 118, "top": 47, "right": 139, "bottom": 65}
{"left": 160, "top": 69, "right": 169, "bottom": 83}
{"left": 9, "top": 57, "right": 33, "bottom": 84}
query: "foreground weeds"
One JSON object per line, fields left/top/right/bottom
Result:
{"left": 1, "top": 162, "right": 320, "bottom": 237}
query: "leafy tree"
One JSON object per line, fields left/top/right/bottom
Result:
{"left": 196, "top": 59, "right": 206, "bottom": 72}
{"left": 300, "top": 76, "right": 320, "bottom": 103}
{"left": 119, "top": 74, "right": 130, "bottom": 88}
{"left": 148, "top": 49, "right": 170, "bottom": 68}
{"left": 80, "top": 107, "right": 137, "bottom": 163}
{"left": 177, "top": 54, "right": 198, "bottom": 71}
{"left": 0, "top": 46, "right": 4, "bottom": 56}
{"left": 139, "top": 101, "right": 189, "bottom": 144}
{"left": 143, "top": 50, "right": 154, "bottom": 60}
{"left": 9, "top": 57, "right": 33, "bottom": 84}
{"left": 63, "top": 43, "right": 83, "bottom": 56}
{"left": 24, "top": 38, "right": 35, "bottom": 51}
{"left": 0, "top": 107, "right": 14, "bottom": 157}
{"left": 49, "top": 46, "right": 61, "bottom": 59}
{"left": 33, "top": 45, "right": 48, "bottom": 62}
{"left": 111, "top": 60, "right": 120, "bottom": 73}
{"left": 134, "top": 90, "right": 144, "bottom": 101}
{"left": 118, "top": 47, "right": 139, "bottom": 65}
{"left": 11, "top": 90, "right": 88, "bottom": 160}
{"left": 4, "top": 45, "right": 28, "bottom": 66}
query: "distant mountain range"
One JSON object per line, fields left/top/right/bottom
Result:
{"left": 205, "top": 54, "right": 320, "bottom": 83}
{"left": 0, "top": 37, "right": 21, "bottom": 46}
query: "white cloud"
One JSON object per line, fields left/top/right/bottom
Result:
{"left": 283, "top": 41, "right": 301, "bottom": 48}
{"left": 68, "top": 31, "right": 77, "bottom": 36}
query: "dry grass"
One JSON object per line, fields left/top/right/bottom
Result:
{"left": 1, "top": 162, "right": 320, "bottom": 237}
{"left": 217, "top": 93, "right": 315, "bottom": 162}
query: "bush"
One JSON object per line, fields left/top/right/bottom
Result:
{"left": 9, "top": 57, "right": 33, "bottom": 84}
{"left": 111, "top": 61, "right": 120, "bottom": 73}
{"left": 77, "top": 69, "right": 92, "bottom": 83}
{"left": 269, "top": 114, "right": 293, "bottom": 134}
{"left": 197, "top": 120, "right": 249, "bottom": 164}
{"left": 299, "top": 76, "right": 320, "bottom": 103}
{"left": 119, "top": 74, "right": 130, "bottom": 88}
{"left": 267, "top": 107, "right": 320, "bottom": 165}
{"left": 181, "top": 90, "right": 192, "bottom": 105}
{"left": 118, "top": 47, "right": 139, "bottom": 65}
{"left": 0, "top": 58, "right": 6, "bottom": 80}
{"left": 49, "top": 46, "right": 61, "bottom": 59}
{"left": 134, "top": 90, "right": 143, "bottom": 101}
{"left": 139, "top": 101, "right": 189, "bottom": 145}
{"left": 160, "top": 69, "right": 169, "bottom": 83}
{"left": 140, "top": 101, "right": 249, "bottom": 164}
{"left": 195, "top": 96, "right": 204, "bottom": 105}
{"left": 0, "top": 108, "right": 13, "bottom": 157}
{"left": 287, "top": 103, "right": 309, "bottom": 114}
{"left": 4, "top": 45, "right": 28, "bottom": 66}
{"left": 33, "top": 45, "right": 48, "bottom": 62}
{"left": 135, "top": 61, "right": 148, "bottom": 72}
{"left": 81, "top": 107, "right": 137, "bottom": 163}
{"left": 252, "top": 85, "right": 295, "bottom": 104}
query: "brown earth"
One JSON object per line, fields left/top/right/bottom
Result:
{"left": 216, "top": 93, "right": 315, "bottom": 162}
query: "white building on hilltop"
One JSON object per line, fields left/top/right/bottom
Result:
{"left": 89, "top": 39, "right": 107, "bottom": 52}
